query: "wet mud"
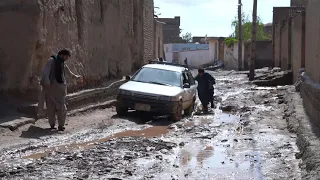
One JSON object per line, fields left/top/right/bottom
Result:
{"left": 0, "top": 70, "right": 303, "bottom": 179}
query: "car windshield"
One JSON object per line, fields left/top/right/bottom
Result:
{"left": 131, "top": 67, "right": 181, "bottom": 87}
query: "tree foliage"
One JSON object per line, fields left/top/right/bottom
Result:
{"left": 225, "top": 13, "right": 270, "bottom": 47}
{"left": 181, "top": 32, "right": 192, "bottom": 43}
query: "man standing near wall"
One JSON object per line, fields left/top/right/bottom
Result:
{"left": 40, "top": 49, "right": 82, "bottom": 131}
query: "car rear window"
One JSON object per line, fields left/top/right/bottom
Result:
{"left": 131, "top": 67, "right": 182, "bottom": 87}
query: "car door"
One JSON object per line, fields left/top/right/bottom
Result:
{"left": 187, "top": 72, "right": 197, "bottom": 101}
{"left": 182, "top": 72, "right": 191, "bottom": 109}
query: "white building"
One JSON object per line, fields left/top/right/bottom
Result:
{"left": 163, "top": 43, "right": 211, "bottom": 68}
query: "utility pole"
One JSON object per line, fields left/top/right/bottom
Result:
{"left": 249, "top": 0, "right": 257, "bottom": 81}
{"left": 238, "top": 0, "right": 243, "bottom": 71}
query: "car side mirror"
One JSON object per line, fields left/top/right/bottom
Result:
{"left": 125, "top": 75, "right": 131, "bottom": 81}
{"left": 183, "top": 83, "right": 190, "bottom": 88}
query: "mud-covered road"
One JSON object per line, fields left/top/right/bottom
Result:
{"left": 0, "top": 70, "right": 303, "bottom": 179}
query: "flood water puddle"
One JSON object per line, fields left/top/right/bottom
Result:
{"left": 192, "top": 113, "right": 240, "bottom": 127}
{"left": 24, "top": 126, "right": 169, "bottom": 159}
{"left": 175, "top": 142, "right": 260, "bottom": 179}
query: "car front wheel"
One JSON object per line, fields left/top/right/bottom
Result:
{"left": 185, "top": 98, "right": 195, "bottom": 116}
{"left": 116, "top": 103, "right": 128, "bottom": 116}
{"left": 170, "top": 101, "right": 182, "bottom": 122}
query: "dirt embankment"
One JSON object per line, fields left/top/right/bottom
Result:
{"left": 284, "top": 87, "right": 320, "bottom": 179}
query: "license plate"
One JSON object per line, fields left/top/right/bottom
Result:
{"left": 134, "top": 103, "right": 151, "bottom": 111}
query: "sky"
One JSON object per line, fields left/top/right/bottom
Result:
{"left": 154, "top": 0, "right": 290, "bottom": 37}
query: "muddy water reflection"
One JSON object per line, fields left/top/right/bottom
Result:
{"left": 196, "top": 146, "right": 214, "bottom": 167}
{"left": 178, "top": 143, "right": 256, "bottom": 177}
{"left": 24, "top": 126, "right": 168, "bottom": 159}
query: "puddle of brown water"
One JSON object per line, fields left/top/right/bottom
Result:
{"left": 178, "top": 143, "right": 253, "bottom": 172}
{"left": 24, "top": 126, "right": 168, "bottom": 159}
{"left": 196, "top": 146, "right": 214, "bottom": 167}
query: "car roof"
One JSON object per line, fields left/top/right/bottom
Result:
{"left": 142, "top": 64, "right": 186, "bottom": 72}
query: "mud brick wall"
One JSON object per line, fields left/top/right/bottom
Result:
{"left": 273, "top": 23, "right": 281, "bottom": 67}
{"left": 0, "top": 0, "right": 155, "bottom": 100}
{"left": 244, "top": 41, "right": 272, "bottom": 70}
{"left": 291, "top": 12, "right": 305, "bottom": 82}
{"left": 143, "top": 0, "right": 154, "bottom": 64}
{"left": 300, "top": 75, "right": 320, "bottom": 128}
{"left": 280, "top": 24, "right": 289, "bottom": 70}
{"left": 154, "top": 20, "right": 164, "bottom": 59}
{"left": 305, "top": 0, "right": 320, "bottom": 83}
{"left": 291, "top": 0, "right": 309, "bottom": 6}
{"left": 273, "top": 7, "right": 291, "bottom": 68}
{"left": 299, "top": 0, "right": 320, "bottom": 129}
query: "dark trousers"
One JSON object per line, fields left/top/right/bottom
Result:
{"left": 208, "top": 89, "right": 214, "bottom": 105}
{"left": 198, "top": 91, "right": 209, "bottom": 110}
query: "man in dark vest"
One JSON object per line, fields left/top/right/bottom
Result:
{"left": 195, "top": 68, "right": 216, "bottom": 113}
{"left": 40, "top": 49, "right": 82, "bottom": 131}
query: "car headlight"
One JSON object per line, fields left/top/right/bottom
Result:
{"left": 158, "top": 96, "right": 172, "bottom": 101}
{"left": 119, "top": 89, "right": 131, "bottom": 96}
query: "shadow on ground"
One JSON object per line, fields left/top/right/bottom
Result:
{"left": 19, "top": 125, "right": 57, "bottom": 139}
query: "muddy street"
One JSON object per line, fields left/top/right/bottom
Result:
{"left": 0, "top": 70, "right": 302, "bottom": 180}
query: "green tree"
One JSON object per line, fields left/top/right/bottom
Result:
{"left": 231, "top": 13, "right": 270, "bottom": 41}
{"left": 181, "top": 32, "right": 192, "bottom": 43}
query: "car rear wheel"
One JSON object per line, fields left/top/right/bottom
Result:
{"left": 170, "top": 101, "right": 182, "bottom": 122}
{"left": 185, "top": 98, "right": 195, "bottom": 116}
{"left": 116, "top": 104, "right": 128, "bottom": 116}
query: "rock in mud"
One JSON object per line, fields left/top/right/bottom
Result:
{"left": 0, "top": 137, "right": 177, "bottom": 179}
{"left": 220, "top": 104, "right": 238, "bottom": 112}
{"left": 179, "top": 142, "right": 185, "bottom": 147}
{"left": 155, "top": 155, "right": 163, "bottom": 160}
{"left": 160, "top": 149, "right": 169, "bottom": 154}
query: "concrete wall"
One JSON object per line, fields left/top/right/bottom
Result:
{"left": 163, "top": 43, "right": 209, "bottom": 63}
{"left": 177, "top": 50, "right": 210, "bottom": 68}
{"left": 223, "top": 43, "right": 244, "bottom": 70}
{"left": 244, "top": 41, "right": 273, "bottom": 70}
{"left": 209, "top": 40, "right": 218, "bottom": 63}
{"left": 0, "top": 0, "right": 155, "bottom": 100}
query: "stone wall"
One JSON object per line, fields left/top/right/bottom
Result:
{"left": 0, "top": 0, "right": 155, "bottom": 100}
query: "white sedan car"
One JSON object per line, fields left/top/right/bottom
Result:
{"left": 116, "top": 61, "right": 197, "bottom": 121}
